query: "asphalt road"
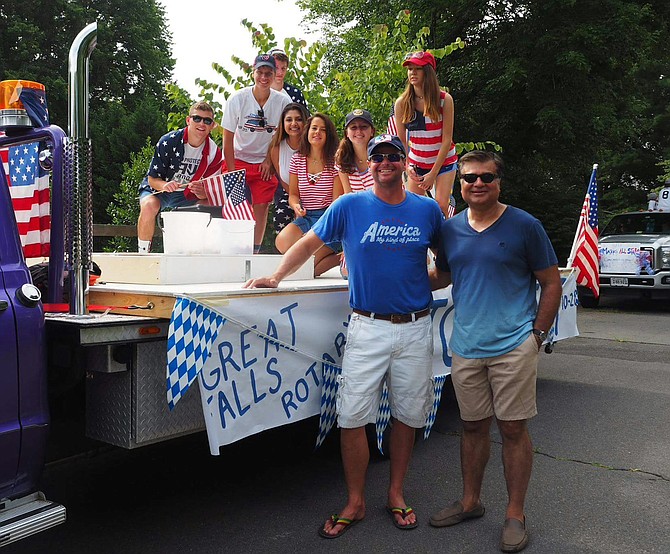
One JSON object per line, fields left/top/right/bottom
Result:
{"left": 8, "top": 299, "right": 670, "bottom": 554}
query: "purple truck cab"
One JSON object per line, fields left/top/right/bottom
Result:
{"left": 0, "top": 128, "right": 67, "bottom": 546}
{"left": 0, "top": 134, "right": 50, "bottom": 504}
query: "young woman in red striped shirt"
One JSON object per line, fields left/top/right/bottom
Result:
{"left": 275, "top": 113, "right": 343, "bottom": 275}
{"left": 394, "top": 50, "right": 457, "bottom": 218}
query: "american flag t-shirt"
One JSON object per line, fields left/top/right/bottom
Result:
{"left": 1, "top": 142, "right": 51, "bottom": 257}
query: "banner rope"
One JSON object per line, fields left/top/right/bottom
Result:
{"left": 181, "top": 294, "right": 343, "bottom": 370}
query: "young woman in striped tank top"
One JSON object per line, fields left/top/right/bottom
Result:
{"left": 275, "top": 113, "right": 343, "bottom": 275}
{"left": 335, "top": 109, "right": 376, "bottom": 193}
{"left": 394, "top": 50, "right": 457, "bottom": 218}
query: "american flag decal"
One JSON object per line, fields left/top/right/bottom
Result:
{"left": 1, "top": 141, "right": 51, "bottom": 257}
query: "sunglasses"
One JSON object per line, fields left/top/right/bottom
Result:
{"left": 460, "top": 173, "right": 499, "bottom": 184}
{"left": 257, "top": 108, "right": 266, "bottom": 128}
{"left": 404, "top": 51, "right": 426, "bottom": 60}
{"left": 369, "top": 153, "right": 405, "bottom": 163}
{"left": 190, "top": 115, "right": 214, "bottom": 125}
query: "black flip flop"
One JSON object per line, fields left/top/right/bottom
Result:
{"left": 387, "top": 506, "right": 419, "bottom": 530}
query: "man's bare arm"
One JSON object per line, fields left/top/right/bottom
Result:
{"left": 533, "top": 265, "right": 562, "bottom": 332}
{"left": 243, "top": 231, "right": 324, "bottom": 288}
{"left": 428, "top": 266, "right": 452, "bottom": 291}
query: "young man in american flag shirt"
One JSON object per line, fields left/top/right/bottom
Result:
{"left": 137, "top": 101, "right": 222, "bottom": 253}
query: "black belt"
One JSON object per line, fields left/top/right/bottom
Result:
{"left": 352, "top": 308, "right": 430, "bottom": 324}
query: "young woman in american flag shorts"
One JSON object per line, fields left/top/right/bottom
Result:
{"left": 393, "top": 50, "right": 458, "bottom": 219}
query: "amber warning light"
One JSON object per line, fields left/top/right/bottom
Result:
{"left": 0, "top": 80, "right": 46, "bottom": 128}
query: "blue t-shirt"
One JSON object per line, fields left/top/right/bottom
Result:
{"left": 313, "top": 190, "right": 443, "bottom": 314}
{"left": 436, "top": 206, "right": 558, "bottom": 358}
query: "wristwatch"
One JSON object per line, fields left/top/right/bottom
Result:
{"left": 532, "top": 329, "right": 547, "bottom": 341}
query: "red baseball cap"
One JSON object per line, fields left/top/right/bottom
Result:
{"left": 402, "top": 51, "right": 436, "bottom": 70}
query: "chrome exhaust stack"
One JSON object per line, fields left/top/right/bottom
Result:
{"left": 66, "top": 22, "right": 97, "bottom": 314}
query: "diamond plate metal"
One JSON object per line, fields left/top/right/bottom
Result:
{"left": 86, "top": 339, "right": 204, "bottom": 448}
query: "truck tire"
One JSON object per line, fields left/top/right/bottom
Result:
{"left": 577, "top": 286, "right": 600, "bottom": 309}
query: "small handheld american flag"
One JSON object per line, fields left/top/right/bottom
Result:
{"left": 202, "top": 169, "right": 254, "bottom": 221}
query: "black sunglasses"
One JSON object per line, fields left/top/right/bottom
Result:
{"left": 369, "top": 153, "right": 405, "bottom": 163}
{"left": 460, "top": 172, "right": 499, "bottom": 184}
{"left": 257, "top": 108, "right": 266, "bottom": 127}
{"left": 190, "top": 115, "right": 214, "bottom": 125}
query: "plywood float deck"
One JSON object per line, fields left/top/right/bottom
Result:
{"left": 89, "top": 269, "right": 349, "bottom": 319}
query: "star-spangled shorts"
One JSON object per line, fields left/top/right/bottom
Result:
{"left": 273, "top": 183, "right": 294, "bottom": 233}
{"left": 336, "top": 312, "right": 434, "bottom": 429}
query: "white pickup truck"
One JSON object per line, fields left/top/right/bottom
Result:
{"left": 578, "top": 211, "right": 670, "bottom": 307}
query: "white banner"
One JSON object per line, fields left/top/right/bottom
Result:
{"left": 599, "top": 243, "right": 653, "bottom": 275}
{"left": 196, "top": 291, "right": 350, "bottom": 453}
{"left": 194, "top": 275, "right": 578, "bottom": 454}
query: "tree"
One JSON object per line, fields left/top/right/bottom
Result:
{"left": 0, "top": 0, "right": 174, "bottom": 222}
{"left": 297, "top": 0, "right": 670, "bottom": 261}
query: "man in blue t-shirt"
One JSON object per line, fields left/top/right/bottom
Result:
{"left": 429, "top": 151, "right": 561, "bottom": 552}
{"left": 245, "top": 134, "right": 443, "bottom": 537}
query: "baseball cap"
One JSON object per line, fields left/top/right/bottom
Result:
{"left": 253, "top": 54, "right": 276, "bottom": 70}
{"left": 402, "top": 50, "right": 436, "bottom": 70}
{"left": 367, "top": 134, "right": 406, "bottom": 157}
{"left": 345, "top": 109, "right": 374, "bottom": 128}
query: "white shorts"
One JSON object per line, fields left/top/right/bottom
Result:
{"left": 336, "top": 312, "right": 434, "bottom": 429}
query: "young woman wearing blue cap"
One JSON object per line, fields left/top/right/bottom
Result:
{"left": 335, "top": 109, "right": 377, "bottom": 193}
{"left": 394, "top": 50, "right": 457, "bottom": 218}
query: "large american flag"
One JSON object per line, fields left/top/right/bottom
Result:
{"left": 202, "top": 169, "right": 254, "bottom": 221}
{"left": 1, "top": 141, "right": 51, "bottom": 257}
{"left": 572, "top": 166, "right": 599, "bottom": 297}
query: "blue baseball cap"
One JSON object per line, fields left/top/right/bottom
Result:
{"left": 367, "top": 134, "right": 406, "bottom": 157}
{"left": 253, "top": 54, "right": 276, "bottom": 70}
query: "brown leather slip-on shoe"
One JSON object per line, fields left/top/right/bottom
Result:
{"left": 429, "top": 500, "right": 485, "bottom": 528}
{"left": 500, "top": 517, "right": 529, "bottom": 552}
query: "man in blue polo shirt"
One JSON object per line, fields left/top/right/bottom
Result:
{"left": 429, "top": 151, "right": 561, "bottom": 552}
{"left": 245, "top": 134, "right": 443, "bottom": 537}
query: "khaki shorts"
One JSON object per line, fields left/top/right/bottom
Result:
{"left": 451, "top": 333, "right": 539, "bottom": 422}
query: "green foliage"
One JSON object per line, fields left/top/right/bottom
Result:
{"left": 315, "top": 10, "right": 465, "bottom": 131}
{"left": 171, "top": 11, "right": 484, "bottom": 153}
{"left": 0, "top": 0, "right": 174, "bottom": 223}
{"left": 297, "top": 0, "right": 670, "bottom": 263}
{"left": 106, "top": 138, "right": 155, "bottom": 251}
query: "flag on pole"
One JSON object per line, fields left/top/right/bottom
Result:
{"left": 387, "top": 104, "right": 398, "bottom": 136}
{"left": 202, "top": 169, "right": 254, "bottom": 221}
{"left": 1, "top": 141, "right": 51, "bottom": 257}
{"left": 447, "top": 194, "right": 456, "bottom": 218}
{"left": 571, "top": 165, "right": 599, "bottom": 297}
